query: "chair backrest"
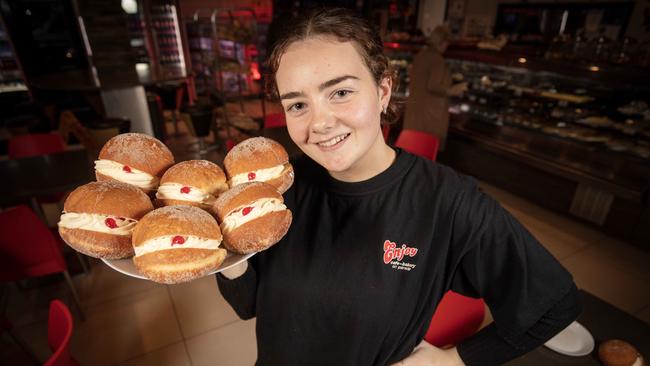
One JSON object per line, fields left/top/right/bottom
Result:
{"left": 45, "top": 300, "right": 76, "bottom": 366}
{"left": 394, "top": 129, "right": 440, "bottom": 161}
{"left": 0, "top": 205, "right": 67, "bottom": 282}
{"left": 264, "top": 113, "right": 287, "bottom": 129}
{"left": 424, "top": 291, "right": 485, "bottom": 347}
{"left": 8, "top": 133, "right": 66, "bottom": 159}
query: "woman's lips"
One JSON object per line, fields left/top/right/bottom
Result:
{"left": 313, "top": 133, "right": 351, "bottom": 150}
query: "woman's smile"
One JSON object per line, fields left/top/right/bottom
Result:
{"left": 276, "top": 36, "right": 394, "bottom": 182}
{"left": 313, "top": 133, "right": 351, "bottom": 149}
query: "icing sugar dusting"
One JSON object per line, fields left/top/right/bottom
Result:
{"left": 145, "top": 205, "right": 217, "bottom": 228}
{"left": 213, "top": 182, "right": 258, "bottom": 214}
{"left": 164, "top": 160, "right": 224, "bottom": 184}
{"left": 224, "top": 137, "right": 287, "bottom": 168}
{"left": 88, "top": 180, "right": 144, "bottom": 207}
{"left": 102, "top": 133, "right": 173, "bottom": 167}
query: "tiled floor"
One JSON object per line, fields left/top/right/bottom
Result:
{"left": 2, "top": 109, "right": 649, "bottom": 364}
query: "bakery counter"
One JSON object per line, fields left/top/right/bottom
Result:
{"left": 442, "top": 114, "right": 650, "bottom": 250}
{"left": 444, "top": 47, "right": 650, "bottom": 88}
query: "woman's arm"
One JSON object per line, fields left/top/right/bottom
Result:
{"left": 457, "top": 283, "right": 581, "bottom": 365}
{"left": 443, "top": 173, "right": 580, "bottom": 364}
{"left": 393, "top": 282, "right": 580, "bottom": 366}
{"left": 216, "top": 260, "right": 258, "bottom": 320}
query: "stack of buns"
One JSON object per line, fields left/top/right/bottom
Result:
{"left": 58, "top": 133, "right": 293, "bottom": 284}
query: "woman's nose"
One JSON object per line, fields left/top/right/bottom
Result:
{"left": 310, "top": 104, "right": 335, "bottom": 134}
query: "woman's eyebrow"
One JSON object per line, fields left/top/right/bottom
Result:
{"left": 318, "top": 75, "right": 359, "bottom": 91}
{"left": 279, "top": 75, "right": 360, "bottom": 100}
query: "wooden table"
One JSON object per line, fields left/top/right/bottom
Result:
{"left": 506, "top": 290, "right": 650, "bottom": 365}
{"left": 0, "top": 149, "right": 94, "bottom": 207}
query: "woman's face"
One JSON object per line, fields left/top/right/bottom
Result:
{"left": 275, "top": 37, "right": 393, "bottom": 182}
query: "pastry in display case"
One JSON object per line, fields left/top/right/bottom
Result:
{"left": 437, "top": 53, "right": 650, "bottom": 249}
{"left": 446, "top": 58, "right": 650, "bottom": 161}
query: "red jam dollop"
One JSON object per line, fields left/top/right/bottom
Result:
{"left": 171, "top": 236, "right": 185, "bottom": 245}
{"left": 105, "top": 217, "right": 117, "bottom": 229}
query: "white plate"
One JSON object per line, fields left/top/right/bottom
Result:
{"left": 101, "top": 252, "right": 256, "bottom": 281}
{"left": 544, "top": 321, "right": 595, "bottom": 356}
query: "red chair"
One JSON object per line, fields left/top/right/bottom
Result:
{"left": 394, "top": 129, "right": 440, "bottom": 161}
{"left": 424, "top": 291, "right": 485, "bottom": 347}
{"left": 263, "top": 113, "right": 287, "bottom": 129}
{"left": 8, "top": 133, "right": 66, "bottom": 159}
{"left": 0, "top": 205, "right": 84, "bottom": 320}
{"left": 45, "top": 299, "right": 80, "bottom": 366}
{"left": 8, "top": 133, "right": 68, "bottom": 204}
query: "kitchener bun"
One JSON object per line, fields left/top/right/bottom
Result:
{"left": 132, "top": 205, "right": 227, "bottom": 284}
{"left": 156, "top": 160, "right": 228, "bottom": 209}
{"left": 224, "top": 137, "right": 294, "bottom": 193}
{"left": 213, "top": 181, "right": 292, "bottom": 254}
{"left": 96, "top": 133, "right": 174, "bottom": 191}
{"left": 58, "top": 181, "right": 154, "bottom": 259}
{"left": 599, "top": 340, "right": 644, "bottom": 366}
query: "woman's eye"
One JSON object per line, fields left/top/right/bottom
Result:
{"left": 334, "top": 90, "right": 351, "bottom": 98}
{"left": 287, "top": 103, "right": 305, "bottom": 112}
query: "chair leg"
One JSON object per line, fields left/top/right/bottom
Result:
{"left": 63, "top": 271, "right": 85, "bottom": 321}
{"left": 6, "top": 328, "right": 41, "bottom": 365}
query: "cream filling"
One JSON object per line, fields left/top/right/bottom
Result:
{"left": 221, "top": 198, "right": 286, "bottom": 234}
{"left": 230, "top": 164, "right": 285, "bottom": 186}
{"left": 156, "top": 183, "right": 217, "bottom": 206}
{"left": 58, "top": 212, "right": 137, "bottom": 236}
{"left": 632, "top": 356, "right": 643, "bottom": 366}
{"left": 134, "top": 235, "right": 222, "bottom": 257}
{"left": 94, "top": 159, "right": 159, "bottom": 190}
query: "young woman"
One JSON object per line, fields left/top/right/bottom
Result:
{"left": 217, "top": 8, "right": 580, "bottom": 366}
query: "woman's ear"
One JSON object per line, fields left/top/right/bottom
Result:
{"left": 378, "top": 76, "right": 393, "bottom": 111}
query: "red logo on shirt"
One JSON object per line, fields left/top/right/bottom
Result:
{"left": 383, "top": 240, "right": 418, "bottom": 264}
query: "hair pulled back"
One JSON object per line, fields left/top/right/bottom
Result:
{"left": 265, "top": 7, "right": 400, "bottom": 125}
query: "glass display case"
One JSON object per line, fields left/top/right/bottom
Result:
{"left": 446, "top": 58, "right": 650, "bottom": 161}
{"left": 0, "top": 16, "right": 27, "bottom": 94}
{"left": 439, "top": 50, "right": 650, "bottom": 248}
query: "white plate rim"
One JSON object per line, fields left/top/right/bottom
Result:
{"left": 101, "top": 251, "right": 256, "bottom": 281}
{"left": 544, "top": 321, "right": 595, "bottom": 356}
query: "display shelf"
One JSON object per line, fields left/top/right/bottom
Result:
{"left": 436, "top": 51, "right": 650, "bottom": 248}
{"left": 447, "top": 58, "right": 650, "bottom": 162}
{"left": 184, "top": 8, "right": 262, "bottom": 101}
{"left": 0, "top": 16, "right": 26, "bottom": 89}
{"left": 184, "top": 7, "right": 267, "bottom": 144}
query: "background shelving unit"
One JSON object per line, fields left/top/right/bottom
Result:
{"left": 184, "top": 7, "right": 266, "bottom": 141}
{"left": 0, "top": 16, "right": 28, "bottom": 94}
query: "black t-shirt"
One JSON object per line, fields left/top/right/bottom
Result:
{"left": 217, "top": 149, "right": 576, "bottom": 366}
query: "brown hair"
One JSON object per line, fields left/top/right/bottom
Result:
{"left": 265, "top": 7, "right": 400, "bottom": 125}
